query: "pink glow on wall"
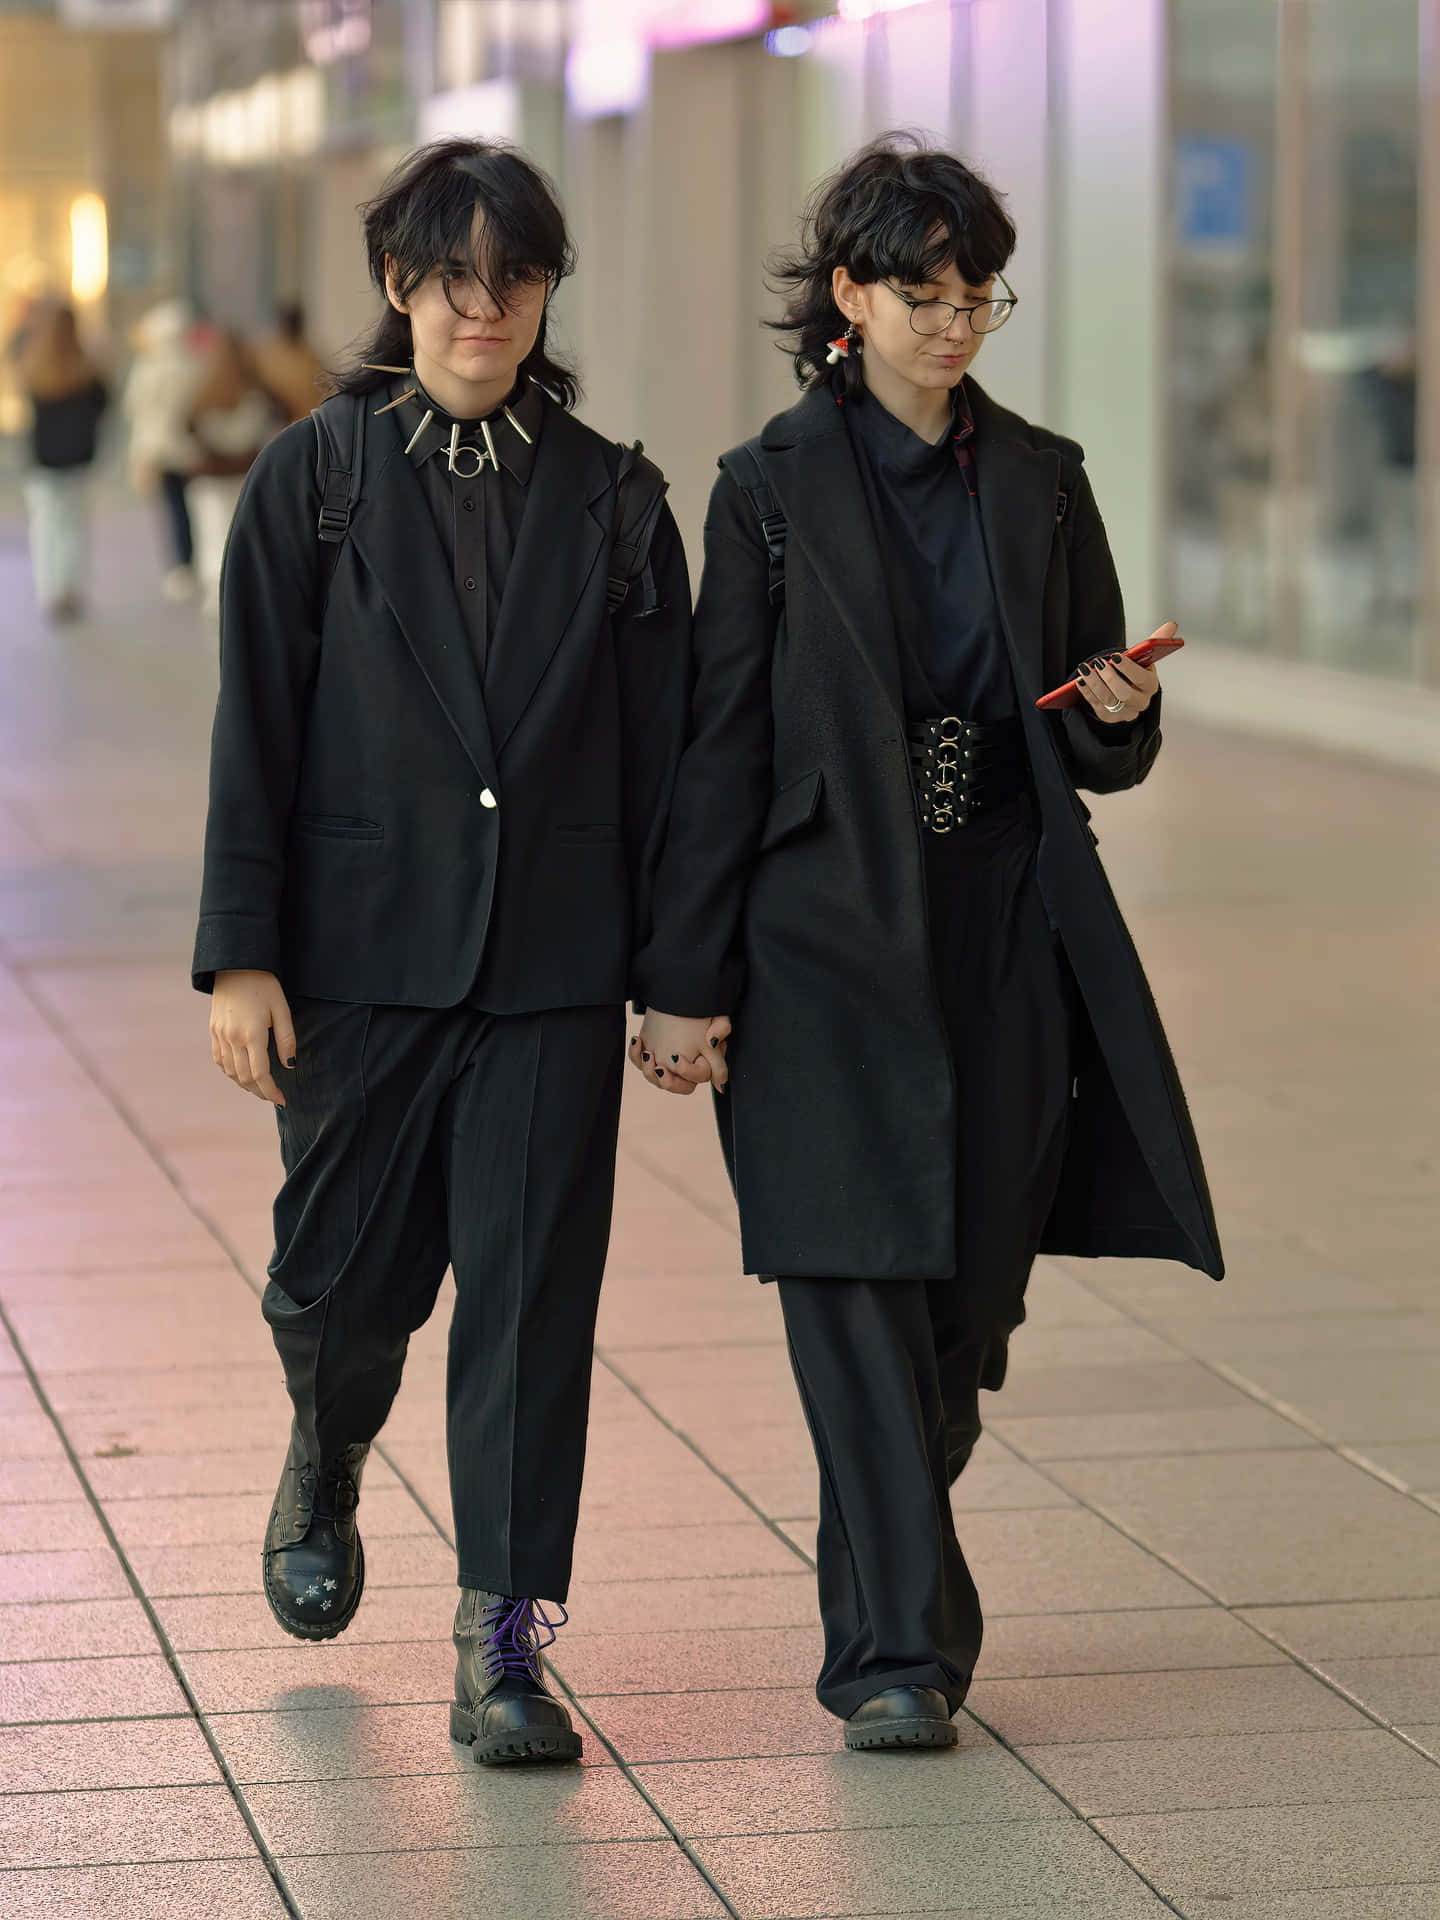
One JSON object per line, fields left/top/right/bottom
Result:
{"left": 838, "top": 0, "right": 933, "bottom": 20}
{"left": 647, "top": 1, "right": 771, "bottom": 49}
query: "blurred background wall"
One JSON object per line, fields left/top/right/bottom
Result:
{"left": 2, "top": 0, "right": 1438, "bottom": 764}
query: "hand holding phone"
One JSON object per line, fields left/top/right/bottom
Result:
{"left": 1036, "top": 627, "right": 1184, "bottom": 711}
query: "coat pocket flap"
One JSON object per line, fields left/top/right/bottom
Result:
{"left": 759, "top": 769, "right": 824, "bottom": 853}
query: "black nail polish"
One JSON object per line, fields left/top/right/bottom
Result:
{"left": 642, "top": 1051, "right": 650, "bottom": 1062}
{"left": 671, "top": 1054, "right": 679, "bottom": 1063}
{"left": 656, "top": 1067, "right": 665, "bottom": 1077}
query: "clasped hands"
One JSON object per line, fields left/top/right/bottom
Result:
{"left": 628, "top": 1012, "right": 731, "bottom": 1096}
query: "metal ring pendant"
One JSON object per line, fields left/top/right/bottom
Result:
{"left": 448, "top": 441, "right": 486, "bottom": 479}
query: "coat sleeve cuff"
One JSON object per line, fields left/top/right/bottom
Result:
{"left": 630, "top": 954, "right": 742, "bottom": 1022}
{"left": 191, "top": 915, "right": 283, "bottom": 994}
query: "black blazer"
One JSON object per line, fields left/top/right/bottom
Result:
{"left": 634, "top": 379, "right": 1222, "bottom": 1284}
{"left": 193, "top": 392, "right": 691, "bottom": 1011}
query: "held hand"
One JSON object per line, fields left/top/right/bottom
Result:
{"left": 210, "top": 969, "right": 295, "bottom": 1108}
{"left": 1076, "top": 620, "right": 1173, "bottom": 726}
{"left": 629, "top": 1011, "right": 731, "bottom": 1096}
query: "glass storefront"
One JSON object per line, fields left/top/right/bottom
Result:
{"left": 1169, "top": 0, "right": 1430, "bottom": 685}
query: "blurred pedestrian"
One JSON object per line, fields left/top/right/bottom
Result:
{"left": 193, "top": 138, "right": 691, "bottom": 1767}
{"left": 121, "top": 298, "right": 205, "bottom": 602}
{"left": 251, "top": 301, "right": 330, "bottom": 426}
{"left": 186, "top": 330, "right": 281, "bottom": 612}
{"left": 633, "top": 136, "right": 1223, "bottom": 1755}
{"left": 17, "top": 301, "right": 109, "bottom": 623}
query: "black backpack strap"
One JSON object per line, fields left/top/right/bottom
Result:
{"left": 311, "top": 392, "right": 365, "bottom": 547}
{"left": 1055, "top": 443, "right": 1084, "bottom": 537}
{"left": 607, "top": 441, "right": 669, "bottom": 617}
{"left": 722, "top": 440, "right": 786, "bottom": 607}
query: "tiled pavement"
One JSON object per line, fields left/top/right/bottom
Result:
{"left": 0, "top": 501, "right": 1438, "bottom": 1918}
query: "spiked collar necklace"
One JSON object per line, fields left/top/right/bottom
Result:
{"left": 368, "top": 366, "right": 543, "bottom": 482}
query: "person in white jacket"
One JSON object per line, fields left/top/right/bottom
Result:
{"left": 121, "top": 299, "right": 205, "bottom": 601}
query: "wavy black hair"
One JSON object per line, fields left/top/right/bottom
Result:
{"left": 768, "top": 133, "right": 1016, "bottom": 399}
{"left": 334, "top": 138, "right": 579, "bottom": 406}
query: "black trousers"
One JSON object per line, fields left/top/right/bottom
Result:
{"left": 777, "top": 794, "right": 1073, "bottom": 1719}
{"left": 159, "top": 469, "right": 193, "bottom": 568}
{"left": 263, "top": 998, "right": 624, "bottom": 1600}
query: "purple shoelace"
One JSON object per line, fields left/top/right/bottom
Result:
{"left": 479, "top": 1596, "right": 569, "bottom": 1685}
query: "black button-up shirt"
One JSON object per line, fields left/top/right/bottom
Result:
{"left": 386, "top": 374, "right": 545, "bottom": 677}
{"left": 847, "top": 382, "right": 1016, "bottom": 722}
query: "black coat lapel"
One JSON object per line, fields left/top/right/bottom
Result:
{"left": 761, "top": 393, "right": 904, "bottom": 719}
{"left": 348, "top": 432, "right": 499, "bottom": 790}
{"left": 484, "top": 403, "right": 610, "bottom": 756}
{"left": 970, "top": 382, "right": 1060, "bottom": 702}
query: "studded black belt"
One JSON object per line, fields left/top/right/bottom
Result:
{"left": 907, "top": 715, "right": 1028, "bottom": 833}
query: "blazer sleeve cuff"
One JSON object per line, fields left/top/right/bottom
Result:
{"left": 630, "top": 952, "right": 742, "bottom": 1022}
{"left": 192, "top": 915, "right": 284, "bottom": 994}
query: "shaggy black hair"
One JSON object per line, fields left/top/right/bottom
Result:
{"left": 768, "top": 132, "right": 1016, "bottom": 399}
{"left": 334, "top": 138, "right": 579, "bottom": 406}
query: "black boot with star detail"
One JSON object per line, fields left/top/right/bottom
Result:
{"left": 262, "top": 1427, "right": 369, "bottom": 1641}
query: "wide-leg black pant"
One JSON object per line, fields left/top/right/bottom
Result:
{"left": 777, "top": 794, "right": 1073, "bottom": 1719}
{"left": 262, "top": 998, "right": 624, "bottom": 1601}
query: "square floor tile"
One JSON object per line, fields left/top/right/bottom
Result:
{"left": 0, "top": 1653, "right": 187, "bottom": 1725}
{"left": 977, "top": 1606, "right": 1285, "bottom": 1679}
{"left": 1097, "top": 1799, "right": 1440, "bottom": 1897}
{"left": 0, "top": 1861, "right": 289, "bottom": 1920}
{"left": 691, "top": 1822, "right": 1169, "bottom": 1918}
{"left": 1020, "top": 1725, "right": 1440, "bottom": 1815}
{"left": 0, "top": 1716, "right": 217, "bottom": 1793}
{"left": 552, "top": 1626, "right": 821, "bottom": 1696}
{"left": 279, "top": 1839, "right": 726, "bottom": 1919}
{"left": 967, "top": 1664, "right": 1367, "bottom": 1745}
{"left": 246, "top": 1765, "right": 663, "bottom": 1855}
{"left": 0, "top": 1597, "right": 154, "bottom": 1661}
{"left": 633, "top": 1743, "right": 1065, "bottom": 1836}
{"left": 1049, "top": 1450, "right": 1440, "bottom": 1604}
{"left": 180, "top": 1639, "right": 455, "bottom": 1714}
{"left": 0, "top": 1781, "right": 253, "bottom": 1868}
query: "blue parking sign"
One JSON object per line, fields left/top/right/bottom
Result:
{"left": 1176, "top": 135, "right": 1253, "bottom": 247}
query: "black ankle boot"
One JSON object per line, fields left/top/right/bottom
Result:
{"left": 451, "top": 1589, "right": 582, "bottom": 1765}
{"left": 844, "top": 1685, "right": 958, "bottom": 1751}
{"left": 262, "top": 1429, "right": 368, "bottom": 1641}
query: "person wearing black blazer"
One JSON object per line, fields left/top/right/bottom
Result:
{"left": 195, "top": 140, "right": 693, "bottom": 1766}
{"left": 631, "top": 138, "right": 1223, "bottom": 1753}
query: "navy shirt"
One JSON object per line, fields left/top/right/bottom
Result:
{"left": 847, "top": 382, "right": 1016, "bottom": 722}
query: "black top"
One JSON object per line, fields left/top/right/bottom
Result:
{"left": 31, "top": 378, "right": 108, "bottom": 471}
{"left": 387, "top": 373, "right": 545, "bottom": 677}
{"left": 846, "top": 381, "right": 1016, "bottom": 722}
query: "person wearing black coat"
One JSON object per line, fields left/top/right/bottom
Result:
{"left": 194, "top": 141, "right": 692, "bottom": 1766}
{"left": 631, "top": 138, "right": 1223, "bottom": 1753}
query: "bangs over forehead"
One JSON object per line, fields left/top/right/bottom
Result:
{"left": 842, "top": 164, "right": 1012, "bottom": 290}
{"left": 381, "top": 145, "right": 574, "bottom": 302}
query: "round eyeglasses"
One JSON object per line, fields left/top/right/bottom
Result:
{"left": 440, "top": 267, "right": 550, "bottom": 320}
{"left": 881, "top": 273, "right": 1018, "bottom": 337}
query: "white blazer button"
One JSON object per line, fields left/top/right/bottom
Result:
{"left": 479, "top": 789, "right": 497, "bottom": 809}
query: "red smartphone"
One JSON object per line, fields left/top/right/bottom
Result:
{"left": 1035, "top": 635, "right": 1185, "bottom": 711}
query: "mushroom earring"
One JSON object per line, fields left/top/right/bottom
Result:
{"left": 826, "top": 321, "right": 860, "bottom": 366}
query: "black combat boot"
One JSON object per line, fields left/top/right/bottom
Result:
{"left": 843, "top": 1684, "right": 958, "bottom": 1752}
{"left": 262, "top": 1428, "right": 368, "bottom": 1641}
{"left": 451, "top": 1589, "right": 583, "bottom": 1765}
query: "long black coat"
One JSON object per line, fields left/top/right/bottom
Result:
{"left": 194, "top": 392, "right": 691, "bottom": 1011}
{"left": 633, "top": 380, "right": 1223, "bottom": 1283}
